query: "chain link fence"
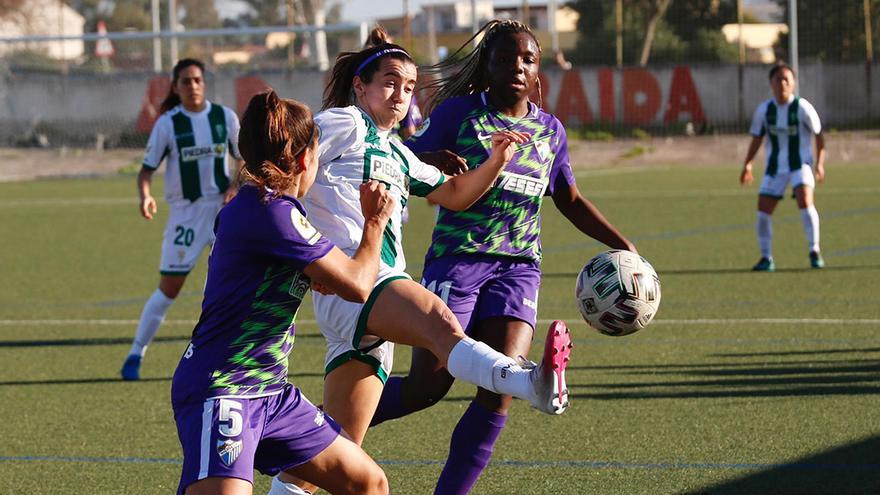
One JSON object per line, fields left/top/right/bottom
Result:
{"left": 0, "top": 1, "right": 879, "bottom": 148}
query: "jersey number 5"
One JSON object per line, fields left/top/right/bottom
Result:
{"left": 218, "top": 399, "right": 243, "bottom": 437}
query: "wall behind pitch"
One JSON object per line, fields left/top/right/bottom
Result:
{"left": 0, "top": 63, "right": 877, "bottom": 147}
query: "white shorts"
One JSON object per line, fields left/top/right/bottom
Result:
{"left": 759, "top": 165, "right": 815, "bottom": 199}
{"left": 314, "top": 269, "right": 410, "bottom": 382}
{"left": 159, "top": 198, "right": 224, "bottom": 275}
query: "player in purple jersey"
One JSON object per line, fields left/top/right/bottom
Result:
{"left": 171, "top": 90, "right": 393, "bottom": 495}
{"left": 370, "top": 20, "right": 638, "bottom": 494}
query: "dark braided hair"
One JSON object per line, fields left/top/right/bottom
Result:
{"left": 421, "top": 20, "right": 541, "bottom": 115}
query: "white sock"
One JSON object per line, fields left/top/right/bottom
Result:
{"left": 128, "top": 288, "right": 174, "bottom": 357}
{"left": 800, "top": 205, "right": 820, "bottom": 253}
{"left": 756, "top": 211, "right": 773, "bottom": 259}
{"left": 268, "top": 476, "right": 312, "bottom": 495}
{"left": 446, "top": 337, "right": 532, "bottom": 399}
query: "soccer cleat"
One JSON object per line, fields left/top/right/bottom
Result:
{"left": 752, "top": 257, "right": 775, "bottom": 272}
{"left": 120, "top": 354, "right": 142, "bottom": 381}
{"left": 809, "top": 251, "right": 825, "bottom": 269}
{"left": 526, "top": 320, "right": 572, "bottom": 415}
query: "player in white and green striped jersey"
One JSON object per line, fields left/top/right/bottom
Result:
{"left": 121, "top": 59, "right": 241, "bottom": 381}
{"left": 740, "top": 63, "right": 826, "bottom": 271}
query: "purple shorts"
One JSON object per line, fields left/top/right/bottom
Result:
{"left": 421, "top": 254, "right": 541, "bottom": 333}
{"left": 173, "top": 383, "right": 341, "bottom": 494}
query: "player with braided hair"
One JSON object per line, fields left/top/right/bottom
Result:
{"left": 368, "top": 20, "right": 637, "bottom": 494}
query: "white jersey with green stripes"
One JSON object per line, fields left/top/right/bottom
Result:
{"left": 143, "top": 101, "right": 241, "bottom": 206}
{"left": 304, "top": 105, "right": 445, "bottom": 273}
{"left": 749, "top": 95, "right": 821, "bottom": 177}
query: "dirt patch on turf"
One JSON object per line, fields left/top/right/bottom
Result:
{"left": 1, "top": 131, "right": 878, "bottom": 182}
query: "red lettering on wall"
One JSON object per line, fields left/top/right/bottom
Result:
{"left": 623, "top": 69, "right": 661, "bottom": 125}
{"left": 554, "top": 70, "right": 592, "bottom": 125}
{"left": 598, "top": 68, "right": 615, "bottom": 122}
{"left": 235, "top": 76, "right": 272, "bottom": 116}
{"left": 136, "top": 76, "right": 171, "bottom": 133}
{"left": 664, "top": 66, "right": 706, "bottom": 123}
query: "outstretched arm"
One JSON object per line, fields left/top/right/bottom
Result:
{"left": 426, "top": 131, "right": 528, "bottom": 211}
{"left": 552, "top": 183, "right": 637, "bottom": 253}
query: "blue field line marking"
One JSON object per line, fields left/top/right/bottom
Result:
{"left": 3, "top": 455, "right": 878, "bottom": 472}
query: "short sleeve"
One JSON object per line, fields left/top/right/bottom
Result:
{"left": 800, "top": 99, "right": 822, "bottom": 135}
{"left": 546, "top": 121, "right": 575, "bottom": 196}
{"left": 315, "top": 108, "right": 361, "bottom": 165}
{"left": 392, "top": 141, "right": 445, "bottom": 197}
{"left": 260, "top": 199, "right": 334, "bottom": 269}
{"left": 405, "top": 98, "right": 457, "bottom": 153}
{"left": 226, "top": 108, "right": 242, "bottom": 160}
{"left": 749, "top": 102, "right": 766, "bottom": 137}
{"left": 143, "top": 115, "right": 171, "bottom": 169}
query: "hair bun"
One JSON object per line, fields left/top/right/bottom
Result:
{"left": 265, "top": 90, "right": 280, "bottom": 110}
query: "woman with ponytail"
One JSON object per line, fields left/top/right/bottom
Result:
{"left": 171, "top": 90, "right": 394, "bottom": 495}
{"left": 369, "top": 20, "right": 638, "bottom": 494}
{"left": 273, "top": 28, "right": 572, "bottom": 495}
{"left": 121, "top": 58, "right": 242, "bottom": 381}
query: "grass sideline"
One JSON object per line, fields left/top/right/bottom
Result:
{"left": 1, "top": 164, "right": 878, "bottom": 494}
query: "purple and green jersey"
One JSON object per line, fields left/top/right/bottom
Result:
{"left": 407, "top": 92, "right": 575, "bottom": 262}
{"left": 171, "top": 185, "right": 333, "bottom": 406}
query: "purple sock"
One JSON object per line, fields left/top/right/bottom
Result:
{"left": 371, "top": 376, "right": 407, "bottom": 426}
{"left": 434, "top": 401, "right": 507, "bottom": 495}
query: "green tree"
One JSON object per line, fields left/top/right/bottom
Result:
{"left": 568, "top": 0, "right": 740, "bottom": 65}
{"left": 774, "top": 0, "right": 879, "bottom": 63}
{"left": 106, "top": 1, "right": 153, "bottom": 68}
{"left": 181, "top": 0, "right": 221, "bottom": 29}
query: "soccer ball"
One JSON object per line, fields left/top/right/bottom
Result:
{"left": 575, "top": 250, "right": 661, "bottom": 336}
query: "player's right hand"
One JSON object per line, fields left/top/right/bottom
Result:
{"left": 359, "top": 180, "right": 393, "bottom": 224}
{"left": 140, "top": 195, "right": 158, "bottom": 220}
{"left": 417, "top": 150, "right": 468, "bottom": 176}
{"left": 740, "top": 164, "right": 753, "bottom": 185}
{"left": 489, "top": 131, "right": 530, "bottom": 166}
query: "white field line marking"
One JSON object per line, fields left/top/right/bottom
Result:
{"left": 0, "top": 197, "right": 135, "bottom": 207}
{"left": 1, "top": 318, "right": 878, "bottom": 326}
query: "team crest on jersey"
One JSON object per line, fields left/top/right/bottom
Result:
{"left": 177, "top": 249, "right": 186, "bottom": 262}
{"left": 314, "top": 409, "right": 325, "bottom": 426}
{"left": 290, "top": 209, "right": 321, "bottom": 245}
{"left": 413, "top": 118, "right": 430, "bottom": 137}
{"left": 215, "top": 124, "right": 225, "bottom": 137}
{"left": 217, "top": 439, "right": 243, "bottom": 466}
{"left": 288, "top": 271, "right": 309, "bottom": 300}
{"left": 534, "top": 140, "right": 551, "bottom": 162}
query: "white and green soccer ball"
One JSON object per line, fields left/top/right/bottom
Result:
{"left": 575, "top": 249, "right": 661, "bottom": 336}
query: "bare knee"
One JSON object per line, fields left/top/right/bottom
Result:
{"left": 418, "top": 301, "right": 467, "bottom": 361}
{"left": 349, "top": 465, "right": 388, "bottom": 495}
